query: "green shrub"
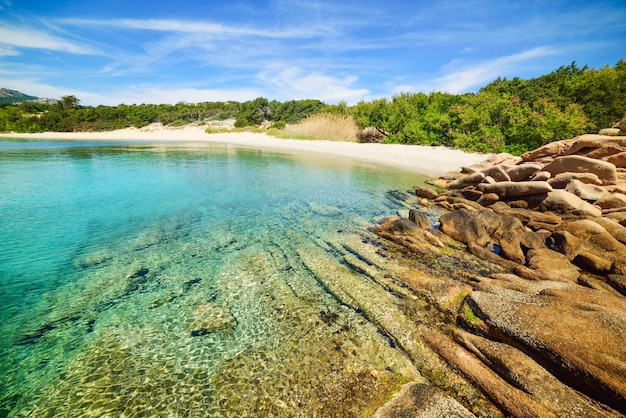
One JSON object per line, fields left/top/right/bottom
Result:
{"left": 269, "top": 120, "right": 286, "bottom": 130}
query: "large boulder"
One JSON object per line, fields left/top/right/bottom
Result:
{"left": 561, "top": 134, "right": 626, "bottom": 156}
{"left": 439, "top": 208, "right": 544, "bottom": 264}
{"left": 598, "top": 128, "right": 621, "bottom": 136}
{"left": 526, "top": 248, "right": 580, "bottom": 282}
{"left": 592, "top": 217, "right": 626, "bottom": 245}
{"left": 505, "top": 163, "right": 543, "bottom": 182}
{"left": 595, "top": 192, "right": 626, "bottom": 210}
{"left": 521, "top": 138, "right": 576, "bottom": 161}
{"left": 459, "top": 171, "right": 486, "bottom": 186}
{"left": 554, "top": 219, "right": 626, "bottom": 274}
{"left": 467, "top": 286, "right": 626, "bottom": 413}
{"left": 535, "top": 190, "right": 602, "bottom": 217}
{"left": 587, "top": 145, "right": 626, "bottom": 160}
{"left": 408, "top": 209, "right": 430, "bottom": 229}
{"left": 543, "top": 155, "right": 618, "bottom": 185}
{"left": 478, "top": 181, "right": 553, "bottom": 199}
{"left": 454, "top": 329, "right": 608, "bottom": 418}
{"left": 548, "top": 172, "right": 603, "bottom": 189}
{"left": 605, "top": 210, "right": 626, "bottom": 226}
{"left": 415, "top": 186, "right": 439, "bottom": 200}
{"left": 531, "top": 171, "right": 551, "bottom": 181}
{"left": 481, "top": 165, "right": 511, "bottom": 182}
{"left": 439, "top": 209, "right": 501, "bottom": 248}
{"left": 490, "top": 202, "right": 562, "bottom": 229}
{"left": 564, "top": 179, "right": 606, "bottom": 202}
{"left": 607, "top": 151, "right": 626, "bottom": 168}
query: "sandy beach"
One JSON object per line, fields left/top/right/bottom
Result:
{"left": 0, "top": 124, "right": 490, "bottom": 176}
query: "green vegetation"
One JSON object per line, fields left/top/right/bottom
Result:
{"left": 1, "top": 60, "right": 624, "bottom": 154}
{"left": 462, "top": 301, "right": 483, "bottom": 324}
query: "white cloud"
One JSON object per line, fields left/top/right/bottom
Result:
{"left": 57, "top": 18, "right": 319, "bottom": 39}
{"left": 258, "top": 66, "right": 369, "bottom": 102}
{"left": 396, "top": 47, "right": 558, "bottom": 94}
{"left": 0, "top": 25, "right": 97, "bottom": 54}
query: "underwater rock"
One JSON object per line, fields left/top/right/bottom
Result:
{"left": 408, "top": 209, "right": 430, "bottom": 229}
{"left": 184, "top": 303, "right": 237, "bottom": 336}
{"left": 374, "top": 217, "right": 444, "bottom": 256}
{"left": 373, "top": 382, "right": 475, "bottom": 418}
{"left": 415, "top": 186, "right": 439, "bottom": 200}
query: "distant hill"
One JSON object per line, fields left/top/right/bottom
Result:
{"left": 0, "top": 88, "right": 57, "bottom": 105}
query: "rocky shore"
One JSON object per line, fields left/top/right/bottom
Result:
{"left": 372, "top": 134, "right": 626, "bottom": 417}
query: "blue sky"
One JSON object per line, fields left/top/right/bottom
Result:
{"left": 0, "top": 0, "right": 625, "bottom": 106}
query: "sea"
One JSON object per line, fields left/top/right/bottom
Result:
{"left": 0, "top": 139, "right": 430, "bottom": 417}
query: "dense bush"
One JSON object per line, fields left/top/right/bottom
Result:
{"left": 350, "top": 60, "right": 624, "bottom": 154}
{"left": 234, "top": 97, "right": 270, "bottom": 127}
{"left": 269, "top": 99, "right": 324, "bottom": 124}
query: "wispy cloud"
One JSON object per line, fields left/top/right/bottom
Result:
{"left": 0, "top": 24, "right": 97, "bottom": 54}
{"left": 425, "top": 47, "right": 558, "bottom": 93}
{"left": 57, "top": 17, "right": 322, "bottom": 39}
{"left": 0, "top": 46, "right": 18, "bottom": 56}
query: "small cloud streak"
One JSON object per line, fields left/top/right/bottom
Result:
{"left": 433, "top": 47, "right": 558, "bottom": 93}
{"left": 0, "top": 45, "right": 18, "bottom": 56}
{"left": 57, "top": 18, "right": 319, "bottom": 39}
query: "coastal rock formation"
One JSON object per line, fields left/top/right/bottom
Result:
{"left": 373, "top": 133, "right": 626, "bottom": 417}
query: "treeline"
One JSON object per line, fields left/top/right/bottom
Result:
{"left": 1, "top": 60, "right": 624, "bottom": 154}
{"left": 0, "top": 95, "right": 326, "bottom": 134}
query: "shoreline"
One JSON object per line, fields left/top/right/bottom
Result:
{"left": 0, "top": 125, "right": 490, "bottom": 176}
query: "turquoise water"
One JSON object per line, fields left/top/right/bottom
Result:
{"left": 0, "top": 139, "right": 428, "bottom": 417}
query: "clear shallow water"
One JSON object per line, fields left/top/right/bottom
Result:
{"left": 0, "top": 139, "right": 428, "bottom": 417}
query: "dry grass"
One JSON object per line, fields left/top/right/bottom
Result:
{"left": 273, "top": 113, "right": 358, "bottom": 142}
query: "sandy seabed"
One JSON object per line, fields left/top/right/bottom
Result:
{"left": 0, "top": 124, "right": 490, "bottom": 176}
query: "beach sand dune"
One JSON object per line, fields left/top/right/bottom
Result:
{"left": 0, "top": 124, "right": 489, "bottom": 176}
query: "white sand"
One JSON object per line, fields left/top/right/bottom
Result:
{"left": 0, "top": 124, "right": 490, "bottom": 176}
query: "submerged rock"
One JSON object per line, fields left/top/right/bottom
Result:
{"left": 373, "top": 382, "right": 475, "bottom": 418}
